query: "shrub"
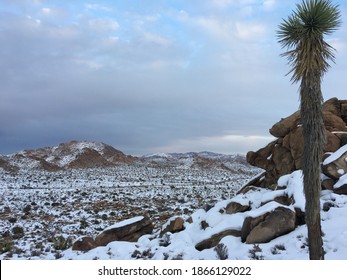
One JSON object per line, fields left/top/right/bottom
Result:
{"left": 8, "top": 217, "right": 17, "bottom": 224}
{"left": 214, "top": 243, "right": 229, "bottom": 260}
{"left": 0, "top": 237, "right": 14, "bottom": 254}
{"left": 53, "top": 235, "right": 73, "bottom": 250}
{"left": 248, "top": 244, "right": 264, "bottom": 260}
{"left": 12, "top": 226, "right": 24, "bottom": 239}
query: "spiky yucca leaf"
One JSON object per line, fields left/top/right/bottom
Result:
{"left": 277, "top": 0, "right": 341, "bottom": 83}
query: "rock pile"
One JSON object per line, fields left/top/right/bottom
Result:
{"left": 72, "top": 216, "right": 154, "bottom": 251}
{"left": 247, "top": 98, "right": 347, "bottom": 188}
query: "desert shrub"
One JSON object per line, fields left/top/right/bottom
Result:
{"left": 0, "top": 237, "right": 14, "bottom": 254}
{"left": 23, "top": 204, "right": 31, "bottom": 214}
{"left": 271, "top": 244, "right": 286, "bottom": 255}
{"left": 8, "top": 217, "right": 17, "bottom": 224}
{"left": 12, "top": 226, "right": 24, "bottom": 239}
{"left": 80, "top": 218, "right": 89, "bottom": 229}
{"left": 53, "top": 235, "right": 73, "bottom": 250}
{"left": 248, "top": 244, "right": 264, "bottom": 260}
{"left": 131, "top": 249, "right": 154, "bottom": 259}
{"left": 214, "top": 243, "right": 229, "bottom": 260}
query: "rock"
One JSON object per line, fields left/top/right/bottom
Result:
{"left": 95, "top": 216, "right": 153, "bottom": 247}
{"left": 272, "top": 145, "right": 296, "bottom": 176}
{"left": 325, "top": 131, "right": 342, "bottom": 153}
{"left": 241, "top": 207, "right": 296, "bottom": 244}
{"left": 246, "top": 141, "right": 276, "bottom": 170}
{"left": 334, "top": 184, "right": 347, "bottom": 195}
{"left": 321, "top": 178, "right": 335, "bottom": 190}
{"left": 247, "top": 98, "right": 347, "bottom": 188}
{"left": 72, "top": 236, "right": 96, "bottom": 252}
{"left": 195, "top": 229, "right": 241, "bottom": 251}
{"left": 225, "top": 201, "right": 250, "bottom": 214}
{"left": 323, "top": 112, "right": 347, "bottom": 132}
{"left": 273, "top": 194, "right": 294, "bottom": 206}
{"left": 288, "top": 127, "right": 304, "bottom": 169}
{"left": 294, "top": 207, "right": 305, "bottom": 225}
{"left": 241, "top": 214, "right": 268, "bottom": 243}
{"left": 269, "top": 111, "right": 301, "bottom": 138}
{"left": 322, "top": 149, "right": 347, "bottom": 180}
{"left": 160, "top": 217, "right": 185, "bottom": 237}
{"left": 237, "top": 173, "right": 266, "bottom": 194}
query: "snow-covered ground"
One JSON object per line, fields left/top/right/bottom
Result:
{"left": 1, "top": 157, "right": 347, "bottom": 260}
{"left": 0, "top": 164, "right": 257, "bottom": 260}
{"left": 55, "top": 170, "right": 347, "bottom": 260}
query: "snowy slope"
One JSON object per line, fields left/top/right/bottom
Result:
{"left": 56, "top": 169, "right": 347, "bottom": 260}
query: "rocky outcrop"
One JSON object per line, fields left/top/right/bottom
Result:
{"left": 95, "top": 216, "right": 154, "bottom": 247}
{"left": 247, "top": 98, "right": 347, "bottom": 187}
{"left": 72, "top": 217, "right": 154, "bottom": 251}
{"left": 241, "top": 207, "right": 296, "bottom": 244}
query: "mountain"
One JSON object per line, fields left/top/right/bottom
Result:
{"left": 141, "top": 151, "right": 251, "bottom": 172}
{"left": 0, "top": 140, "right": 253, "bottom": 173}
{"left": 1, "top": 140, "right": 135, "bottom": 171}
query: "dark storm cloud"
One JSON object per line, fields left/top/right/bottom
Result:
{"left": 0, "top": 1, "right": 346, "bottom": 155}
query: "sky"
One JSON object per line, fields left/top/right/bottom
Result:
{"left": 0, "top": 0, "right": 346, "bottom": 156}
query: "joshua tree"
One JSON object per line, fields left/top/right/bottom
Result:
{"left": 277, "top": 0, "right": 341, "bottom": 260}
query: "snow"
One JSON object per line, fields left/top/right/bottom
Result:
{"left": 323, "top": 144, "right": 347, "bottom": 165}
{"left": 51, "top": 167, "right": 347, "bottom": 260}
{"left": 102, "top": 216, "right": 144, "bottom": 232}
{"left": 1, "top": 147, "right": 347, "bottom": 260}
{"left": 334, "top": 174, "right": 347, "bottom": 189}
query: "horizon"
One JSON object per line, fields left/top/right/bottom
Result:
{"left": 1, "top": 0, "right": 346, "bottom": 155}
{"left": 1, "top": 138, "right": 250, "bottom": 157}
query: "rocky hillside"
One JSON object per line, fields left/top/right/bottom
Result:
{"left": 0, "top": 141, "right": 253, "bottom": 173}
{"left": 0, "top": 141, "right": 135, "bottom": 172}
{"left": 247, "top": 98, "right": 347, "bottom": 188}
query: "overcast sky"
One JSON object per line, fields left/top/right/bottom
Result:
{"left": 1, "top": 0, "right": 346, "bottom": 156}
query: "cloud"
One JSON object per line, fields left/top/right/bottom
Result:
{"left": 0, "top": 0, "right": 346, "bottom": 156}
{"left": 155, "top": 134, "right": 276, "bottom": 155}
{"left": 88, "top": 18, "right": 119, "bottom": 32}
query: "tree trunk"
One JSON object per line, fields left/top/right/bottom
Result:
{"left": 300, "top": 74, "right": 326, "bottom": 260}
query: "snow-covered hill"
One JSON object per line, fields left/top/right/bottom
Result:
{"left": 0, "top": 141, "right": 252, "bottom": 173}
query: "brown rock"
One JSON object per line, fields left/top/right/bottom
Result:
{"left": 334, "top": 184, "right": 347, "bottom": 195}
{"left": 160, "top": 217, "right": 185, "bottom": 237}
{"left": 225, "top": 201, "right": 250, "bottom": 214}
{"left": 273, "top": 194, "right": 294, "bottom": 206}
{"left": 323, "top": 112, "right": 347, "bottom": 132}
{"left": 272, "top": 145, "right": 295, "bottom": 177}
{"left": 195, "top": 229, "right": 241, "bottom": 251}
{"left": 241, "top": 214, "right": 268, "bottom": 243}
{"left": 325, "top": 131, "right": 342, "bottom": 153}
{"left": 322, "top": 150, "right": 347, "bottom": 180}
{"left": 288, "top": 127, "right": 304, "bottom": 169}
{"left": 269, "top": 111, "right": 301, "bottom": 138}
{"left": 341, "top": 103, "right": 347, "bottom": 123}
{"left": 95, "top": 216, "right": 153, "bottom": 246}
{"left": 72, "top": 236, "right": 96, "bottom": 252}
{"left": 242, "top": 207, "right": 296, "bottom": 244}
{"left": 246, "top": 140, "right": 276, "bottom": 170}
{"left": 321, "top": 178, "right": 336, "bottom": 190}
